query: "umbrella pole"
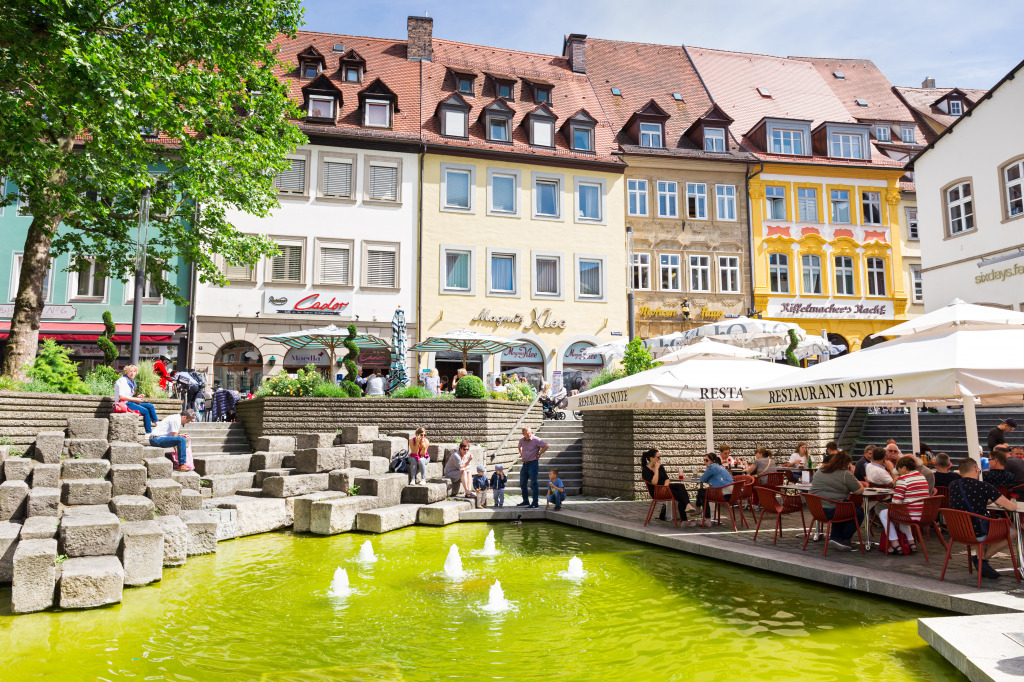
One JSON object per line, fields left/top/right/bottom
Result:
{"left": 704, "top": 401, "right": 714, "bottom": 453}
{"left": 462, "top": 347, "right": 468, "bottom": 370}
{"left": 909, "top": 401, "right": 921, "bottom": 455}
{"left": 961, "top": 389, "right": 983, "bottom": 476}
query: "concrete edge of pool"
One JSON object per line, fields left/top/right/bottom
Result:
{"left": 460, "top": 507, "right": 1024, "bottom": 682}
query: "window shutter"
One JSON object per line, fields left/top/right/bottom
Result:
{"left": 274, "top": 158, "right": 306, "bottom": 194}
{"left": 444, "top": 110, "right": 466, "bottom": 137}
{"left": 369, "top": 166, "right": 398, "bottom": 201}
{"left": 366, "top": 249, "right": 396, "bottom": 287}
{"left": 272, "top": 245, "right": 302, "bottom": 282}
{"left": 319, "top": 246, "right": 350, "bottom": 285}
{"left": 224, "top": 264, "right": 253, "bottom": 281}
{"left": 492, "top": 175, "right": 515, "bottom": 212}
{"left": 322, "top": 161, "right": 352, "bottom": 198}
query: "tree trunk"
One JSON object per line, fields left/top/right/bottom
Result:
{"left": 2, "top": 216, "right": 59, "bottom": 381}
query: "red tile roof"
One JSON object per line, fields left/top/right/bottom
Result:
{"left": 791, "top": 57, "right": 909, "bottom": 121}
{"left": 892, "top": 85, "right": 989, "bottom": 133}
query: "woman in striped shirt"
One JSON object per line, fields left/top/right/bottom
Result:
{"left": 878, "top": 456, "right": 931, "bottom": 554}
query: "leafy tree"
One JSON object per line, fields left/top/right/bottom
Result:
{"left": 621, "top": 337, "right": 659, "bottom": 376}
{"left": 0, "top": 0, "right": 306, "bottom": 379}
{"left": 26, "top": 339, "right": 87, "bottom": 394}
{"left": 96, "top": 311, "right": 118, "bottom": 367}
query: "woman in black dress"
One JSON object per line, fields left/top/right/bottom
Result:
{"left": 641, "top": 449, "right": 692, "bottom": 523}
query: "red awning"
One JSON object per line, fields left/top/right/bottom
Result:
{"left": 0, "top": 323, "right": 184, "bottom": 343}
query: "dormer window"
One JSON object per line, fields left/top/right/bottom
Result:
{"left": 901, "top": 126, "right": 916, "bottom": 143}
{"left": 344, "top": 67, "right": 360, "bottom": 82}
{"left": 296, "top": 46, "right": 326, "bottom": 82}
{"left": 564, "top": 110, "right": 597, "bottom": 153}
{"left": 365, "top": 100, "right": 390, "bottom": 128}
{"left": 457, "top": 77, "right": 474, "bottom": 96}
{"left": 876, "top": 125, "right": 891, "bottom": 142}
{"left": 830, "top": 132, "right": 864, "bottom": 159}
{"left": 301, "top": 63, "right": 320, "bottom": 79}
{"left": 536, "top": 88, "right": 551, "bottom": 104}
{"left": 358, "top": 78, "right": 399, "bottom": 130}
{"left": 483, "top": 99, "right": 514, "bottom": 144}
{"left": 949, "top": 100, "right": 962, "bottom": 116}
{"left": 301, "top": 74, "right": 342, "bottom": 123}
{"left": 573, "top": 128, "right": 592, "bottom": 151}
{"left": 338, "top": 49, "right": 366, "bottom": 84}
{"left": 490, "top": 118, "right": 510, "bottom": 142}
{"left": 704, "top": 127, "right": 726, "bottom": 152}
{"left": 532, "top": 120, "right": 554, "bottom": 147}
{"left": 444, "top": 109, "right": 467, "bottom": 137}
{"left": 308, "top": 96, "right": 335, "bottom": 119}
{"left": 640, "top": 122, "right": 662, "bottom": 148}
{"left": 497, "top": 82, "right": 513, "bottom": 100}
{"left": 771, "top": 129, "right": 804, "bottom": 155}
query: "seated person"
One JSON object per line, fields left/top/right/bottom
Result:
{"left": 718, "top": 444, "right": 737, "bottom": 468}
{"left": 949, "top": 458, "right": 1018, "bottom": 579}
{"left": 783, "top": 443, "right": 808, "bottom": 469}
{"left": 822, "top": 441, "right": 839, "bottom": 464}
{"left": 853, "top": 445, "right": 874, "bottom": 482}
{"left": 884, "top": 440, "right": 901, "bottom": 464}
{"left": 984, "top": 446, "right": 1018, "bottom": 488}
{"left": 1006, "top": 445, "right": 1024, "bottom": 484}
{"left": 877, "top": 456, "right": 931, "bottom": 554}
{"left": 680, "top": 453, "right": 733, "bottom": 524}
{"left": 491, "top": 376, "right": 507, "bottom": 394}
{"left": 808, "top": 450, "right": 868, "bottom": 552}
{"left": 150, "top": 408, "right": 196, "bottom": 471}
{"left": 545, "top": 468, "right": 565, "bottom": 511}
{"left": 864, "top": 446, "right": 895, "bottom": 488}
{"left": 932, "top": 452, "right": 961, "bottom": 488}
{"left": 641, "top": 449, "right": 691, "bottom": 523}
{"left": 745, "top": 446, "right": 777, "bottom": 480}
{"left": 115, "top": 364, "right": 158, "bottom": 434}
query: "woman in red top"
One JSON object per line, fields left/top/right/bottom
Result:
{"left": 407, "top": 427, "right": 430, "bottom": 486}
{"left": 877, "top": 456, "right": 931, "bottom": 554}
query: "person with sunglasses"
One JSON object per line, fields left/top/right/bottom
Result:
{"left": 641, "top": 449, "right": 692, "bottom": 524}
{"left": 444, "top": 439, "right": 474, "bottom": 497}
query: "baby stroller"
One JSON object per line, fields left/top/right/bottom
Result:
{"left": 541, "top": 389, "right": 569, "bottom": 420}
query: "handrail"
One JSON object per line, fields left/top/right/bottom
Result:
{"left": 490, "top": 393, "right": 542, "bottom": 462}
{"left": 837, "top": 406, "right": 861, "bottom": 448}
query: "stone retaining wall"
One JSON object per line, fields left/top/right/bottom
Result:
{"left": 236, "top": 397, "right": 542, "bottom": 466}
{"left": 0, "top": 392, "right": 182, "bottom": 446}
{"left": 582, "top": 407, "right": 856, "bottom": 499}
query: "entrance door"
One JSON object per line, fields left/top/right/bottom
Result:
{"left": 213, "top": 341, "right": 263, "bottom": 394}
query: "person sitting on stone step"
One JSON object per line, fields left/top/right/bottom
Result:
{"left": 545, "top": 468, "right": 565, "bottom": 512}
{"left": 115, "top": 364, "right": 158, "bottom": 434}
{"left": 149, "top": 408, "right": 196, "bottom": 471}
{"left": 407, "top": 427, "right": 429, "bottom": 486}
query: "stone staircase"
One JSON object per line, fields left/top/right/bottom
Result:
{"left": 506, "top": 420, "right": 583, "bottom": 496}
{"left": 852, "top": 408, "right": 1024, "bottom": 462}
{"left": 183, "top": 422, "right": 251, "bottom": 455}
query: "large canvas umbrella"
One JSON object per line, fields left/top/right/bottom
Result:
{"left": 675, "top": 316, "right": 808, "bottom": 351}
{"left": 408, "top": 329, "right": 526, "bottom": 369}
{"left": 659, "top": 338, "right": 764, "bottom": 363}
{"left": 878, "top": 298, "right": 1024, "bottom": 337}
{"left": 581, "top": 340, "right": 627, "bottom": 359}
{"left": 388, "top": 308, "right": 408, "bottom": 393}
{"left": 263, "top": 326, "right": 390, "bottom": 376}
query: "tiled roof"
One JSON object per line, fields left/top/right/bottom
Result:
{"left": 893, "top": 85, "right": 989, "bottom": 131}
{"left": 791, "top": 57, "right": 909, "bottom": 121}
{"left": 899, "top": 180, "right": 916, "bottom": 193}
{"left": 420, "top": 38, "right": 621, "bottom": 165}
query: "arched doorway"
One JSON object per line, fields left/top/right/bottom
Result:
{"left": 500, "top": 340, "right": 545, "bottom": 390}
{"left": 827, "top": 333, "right": 850, "bottom": 358}
{"left": 561, "top": 341, "right": 603, "bottom": 392}
{"left": 861, "top": 334, "right": 887, "bottom": 350}
{"left": 214, "top": 341, "right": 263, "bottom": 394}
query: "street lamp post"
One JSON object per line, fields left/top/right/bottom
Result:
{"left": 626, "top": 225, "right": 635, "bottom": 342}
{"left": 130, "top": 188, "right": 151, "bottom": 365}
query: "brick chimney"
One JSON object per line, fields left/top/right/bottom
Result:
{"left": 407, "top": 16, "right": 433, "bottom": 62}
{"left": 922, "top": 76, "right": 936, "bottom": 89}
{"left": 564, "top": 34, "right": 587, "bottom": 73}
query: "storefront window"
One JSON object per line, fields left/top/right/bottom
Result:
{"left": 500, "top": 342, "right": 544, "bottom": 390}
{"left": 214, "top": 341, "right": 262, "bottom": 394}
{"left": 562, "top": 341, "right": 602, "bottom": 392}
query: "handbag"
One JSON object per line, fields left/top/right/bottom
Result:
{"left": 112, "top": 400, "right": 130, "bottom": 414}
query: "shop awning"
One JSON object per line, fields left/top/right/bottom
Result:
{"left": 0, "top": 322, "right": 184, "bottom": 343}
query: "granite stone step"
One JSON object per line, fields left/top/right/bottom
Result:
{"left": 193, "top": 454, "right": 252, "bottom": 477}
{"left": 356, "top": 504, "right": 423, "bottom": 534}
{"left": 309, "top": 496, "right": 379, "bottom": 535}
{"left": 200, "top": 472, "right": 256, "bottom": 498}
{"left": 418, "top": 499, "right": 474, "bottom": 526}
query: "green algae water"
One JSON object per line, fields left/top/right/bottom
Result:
{"left": 0, "top": 522, "right": 962, "bottom": 681}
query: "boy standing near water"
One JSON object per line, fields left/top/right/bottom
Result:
{"left": 472, "top": 465, "right": 490, "bottom": 508}
{"left": 489, "top": 464, "right": 507, "bottom": 507}
{"left": 546, "top": 468, "right": 565, "bottom": 511}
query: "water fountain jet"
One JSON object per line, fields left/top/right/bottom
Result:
{"left": 479, "top": 530, "right": 499, "bottom": 557}
{"left": 329, "top": 567, "right": 351, "bottom": 597}
{"left": 443, "top": 544, "right": 465, "bottom": 579}
{"left": 358, "top": 541, "right": 377, "bottom": 563}
{"left": 559, "top": 556, "right": 586, "bottom": 580}
{"left": 481, "top": 580, "right": 512, "bottom": 613}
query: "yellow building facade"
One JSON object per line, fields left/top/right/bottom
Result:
{"left": 749, "top": 164, "right": 909, "bottom": 352}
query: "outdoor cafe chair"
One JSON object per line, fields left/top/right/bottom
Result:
{"left": 996, "top": 486, "right": 1015, "bottom": 501}
{"left": 643, "top": 484, "right": 679, "bottom": 528}
{"left": 702, "top": 481, "right": 747, "bottom": 532}
{"left": 934, "top": 485, "right": 950, "bottom": 509}
{"left": 939, "top": 508, "right": 1022, "bottom": 588}
{"left": 733, "top": 474, "right": 756, "bottom": 513}
{"left": 1011, "top": 484, "right": 1024, "bottom": 500}
{"left": 759, "top": 471, "right": 785, "bottom": 491}
{"left": 801, "top": 494, "right": 865, "bottom": 556}
{"left": 884, "top": 495, "right": 947, "bottom": 562}
{"left": 753, "top": 486, "right": 806, "bottom": 545}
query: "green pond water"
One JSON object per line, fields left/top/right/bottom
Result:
{"left": 0, "top": 522, "right": 963, "bottom": 681}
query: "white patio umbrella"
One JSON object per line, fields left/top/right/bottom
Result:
{"left": 408, "top": 329, "right": 526, "bottom": 369}
{"left": 674, "top": 317, "right": 808, "bottom": 351}
{"left": 743, "top": 326, "right": 1024, "bottom": 465}
{"left": 659, "top": 338, "right": 764, "bottom": 363}
{"left": 877, "top": 298, "right": 1024, "bottom": 337}
{"left": 763, "top": 336, "right": 834, "bottom": 361}
{"left": 263, "top": 325, "right": 387, "bottom": 368}
{"left": 582, "top": 340, "right": 627, "bottom": 359}
{"left": 567, "top": 354, "right": 798, "bottom": 451}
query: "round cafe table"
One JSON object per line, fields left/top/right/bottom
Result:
{"left": 987, "top": 499, "right": 1024, "bottom": 562}
{"left": 858, "top": 488, "right": 894, "bottom": 550}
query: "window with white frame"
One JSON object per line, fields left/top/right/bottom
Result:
{"left": 830, "top": 189, "right": 851, "bottom": 224}
{"left": 801, "top": 254, "right": 822, "bottom": 294}
{"left": 719, "top": 256, "right": 740, "bottom": 293}
{"left": 766, "top": 186, "right": 786, "bottom": 220}
{"left": 715, "top": 184, "right": 737, "bottom": 221}
{"left": 271, "top": 242, "right": 303, "bottom": 283}
{"left": 363, "top": 242, "right": 398, "bottom": 288}
{"left": 577, "top": 257, "right": 603, "bottom": 299}
{"left": 657, "top": 181, "right": 677, "bottom": 218}
{"left": 534, "top": 254, "right": 561, "bottom": 296}
{"left": 576, "top": 180, "right": 602, "bottom": 221}
{"left": 704, "top": 127, "right": 726, "bottom": 152}
{"left": 488, "top": 171, "right": 517, "bottom": 215}
{"left": 627, "top": 178, "right": 647, "bottom": 216}
{"left": 948, "top": 100, "right": 962, "bottom": 116}
{"left": 274, "top": 157, "right": 307, "bottom": 195}
{"left": 689, "top": 255, "right": 711, "bottom": 292}
{"left": 632, "top": 253, "right": 651, "bottom": 291}
{"left": 830, "top": 133, "right": 863, "bottom": 159}
{"left": 307, "top": 96, "right": 334, "bottom": 119}
{"left": 367, "top": 163, "right": 399, "bottom": 202}
{"left": 489, "top": 252, "right": 517, "bottom": 295}
{"left": 320, "top": 156, "right": 354, "bottom": 199}
{"left": 1004, "top": 160, "right": 1024, "bottom": 219}
{"left": 834, "top": 255, "right": 855, "bottom": 295}
{"left": 660, "top": 254, "right": 681, "bottom": 291}
{"left": 911, "top": 266, "right": 923, "bottom": 303}
{"left": 125, "top": 267, "right": 163, "bottom": 303}
{"left": 11, "top": 254, "right": 52, "bottom": 302}
{"left": 901, "top": 126, "right": 916, "bottom": 144}
{"left": 875, "top": 125, "right": 890, "bottom": 142}
{"left": 534, "top": 176, "right": 561, "bottom": 218}
{"left": 770, "top": 129, "right": 804, "bottom": 155}
{"left": 639, "top": 122, "right": 663, "bottom": 148}
{"left": 862, "top": 191, "right": 882, "bottom": 225}
{"left": 797, "top": 187, "right": 818, "bottom": 222}
{"left": 906, "top": 207, "right": 919, "bottom": 239}
{"left": 769, "top": 253, "right": 789, "bottom": 293}
{"left": 946, "top": 181, "right": 973, "bottom": 234}
{"left": 686, "top": 183, "right": 707, "bottom": 219}
{"left": 444, "top": 249, "right": 472, "bottom": 291}
{"left": 364, "top": 100, "right": 391, "bottom": 128}
{"left": 223, "top": 258, "right": 254, "bottom": 282}
{"left": 443, "top": 166, "right": 473, "bottom": 211}
{"left": 316, "top": 240, "right": 352, "bottom": 286}
{"left": 70, "top": 258, "right": 107, "bottom": 300}
{"left": 488, "top": 117, "right": 510, "bottom": 142}
{"left": 531, "top": 119, "right": 554, "bottom": 147}
{"left": 866, "top": 257, "right": 885, "bottom": 296}
{"left": 443, "top": 109, "right": 467, "bottom": 137}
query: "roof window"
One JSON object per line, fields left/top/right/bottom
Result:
{"left": 610, "top": 87, "right": 621, "bottom": 96}
{"left": 855, "top": 98, "right": 868, "bottom": 107}
{"left": 757, "top": 87, "right": 772, "bottom": 98}
{"left": 672, "top": 93, "right": 683, "bottom": 101}
{"left": 333, "top": 44, "right": 345, "bottom": 53}
{"left": 833, "top": 71, "right": 845, "bottom": 79}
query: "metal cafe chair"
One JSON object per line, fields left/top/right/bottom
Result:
{"left": 883, "top": 495, "right": 947, "bottom": 562}
{"left": 752, "top": 486, "right": 806, "bottom": 545}
{"left": 940, "top": 508, "right": 1021, "bottom": 588}
{"left": 801, "top": 494, "right": 865, "bottom": 556}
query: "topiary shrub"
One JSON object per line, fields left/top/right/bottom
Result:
{"left": 96, "top": 311, "right": 118, "bottom": 367}
{"left": 454, "top": 375, "right": 486, "bottom": 399}
{"left": 785, "top": 329, "right": 800, "bottom": 367}
{"left": 339, "top": 324, "right": 362, "bottom": 398}
{"left": 390, "top": 385, "right": 434, "bottom": 399}
{"left": 26, "top": 339, "right": 88, "bottom": 394}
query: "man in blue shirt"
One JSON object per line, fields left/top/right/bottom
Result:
{"left": 682, "top": 453, "right": 734, "bottom": 524}
{"left": 546, "top": 468, "right": 565, "bottom": 511}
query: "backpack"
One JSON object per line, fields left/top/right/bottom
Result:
{"left": 390, "top": 449, "right": 410, "bottom": 473}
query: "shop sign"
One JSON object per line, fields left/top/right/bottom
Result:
{"left": 563, "top": 342, "right": 603, "bottom": 366}
{"left": 263, "top": 291, "right": 351, "bottom": 316}
{"left": 764, "top": 297, "right": 893, "bottom": 320}
{"left": 356, "top": 348, "right": 391, "bottom": 367}
{"left": 471, "top": 307, "right": 566, "bottom": 331}
{"left": 284, "top": 348, "right": 330, "bottom": 366}
{"left": 975, "top": 262, "right": 1024, "bottom": 285}
{"left": 700, "top": 307, "right": 724, "bottom": 320}
{"left": 552, "top": 370, "right": 563, "bottom": 394}
{"left": 0, "top": 304, "right": 76, "bottom": 320}
{"left": 500, "top": 344, "right": 543, "bottom": 363}
{"left": 65, "top": 343, "right": 170, "bottom": 358}
{"left": 637, "top": 306, "right": 676, "bottom": 318}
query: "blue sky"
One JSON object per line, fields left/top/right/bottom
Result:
{"left": 301, "top": 0, "right": 1021, "bottom": 89}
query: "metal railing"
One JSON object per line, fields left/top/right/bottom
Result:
{"left": 490, "top": 393, "right": 542, "bottom": 462}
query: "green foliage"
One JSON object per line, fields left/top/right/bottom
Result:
{"left": 587, "top": 367, "right": 627, "bottom": 389}
{"left": 88, "top": 365, "right": 120, "bottom": 385}
{"left": 0, "top": 376, "right": 21, "bottom": 392}
{"left": 311, "top": 383, "right": 350, "bottom": 398}
{"left": 390, "top": 385, "right": 435, "bottom": 399}
{"left": 348, "top": 485, "right": 360, "bottom": 496}
{"left": 19, "top": 379, "right": 54, "bottom": 393}
{"left": 343, "top": 323, "right": 360, "bottom": 379}
{"left": 256, "top": 364, "right": 358, "bottom": 398}
{"left": 55, "top": 554, "right": 68, "bottom": 566}
{"left": 785, "top": 329, "right": 800, "bottom": 367}
{"left": 454, "top": 375, "right": 487, "bottom": 399}
{"left": 134, "top": 361, "right": 160, "bottom": 396}
{"left": 622, "top": 337, "right": 659, "bottom": 376}
{"left": 97, "top": 312, "right": 118, "bottom": 366}
{"left": 489, "top": 379, "right": 537, "bottom": 403}
{"left": 26, "top": 339, "right": 88, "bottom": 394}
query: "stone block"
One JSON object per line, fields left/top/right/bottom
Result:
{"left": 200, "top": 472, "right": 255, "bottom": 497}
{"left": 401, "top": 482, "right": 448, "bottom": 505}
{"left": 27, "top": 488, "right": 60, "bottom": 518}
{"left": 353, "top": 473, "right": 408, "bottom": 508}
{"left": 59, "top": 555, "right": 124, "bottom": 608}
{"left": 254, "top": 468, "right": 294, "bottom": 487}
{"left": 66, "top": 417, "right": 108, "bottom": 440}
{"left": 178, "top": 510, "right": 218, "bottom": 555}
{"left": 146, "top": 480, "right": 182, "bottom": 516}
{"left": 339, "top": 426, "right": 378, "bottom": 444}
{"left": 68, "top": 439, "right": 109, "bottom": 460}
{"left": 33, "top": 431, "right": 65, "bottom": 464}
{"left": 389, "top": 430, "right": 415, "bottom": 442}
{"left": 295, "top": 433, "right": 337, "bottom": 449}
{"left": 180, "top": 489, "right": 202, "bottom": 510}
{"left": 350, "top": 456, "right": 390, "bottom": 475}
{"left": 144, "top": 457, "right": 173, "bottom": 479}
{"left": 0, "top": 444, "right": 8, "bottom": 466}
{"left": 249, "top": 451, "right": 288, "bottom": 471}
{"left": 171, "top": 470, "right": 201, "bottom": 492}
{"left": 108, "top": 413, "right": 141, "bottom": 442}
{"left": 62, "top": 505, "right": 112, "bottom": 517}
{"left": 345, "top": 442, "right": 374, "bottom": 459}
{"left": 235, "top": 488, "right": 263, "bottom": 498}
{"left": 429, "top": 477, "right": 454, "bottom": 497}
{"left": 372, "top": 437, "right": 406, "bottom": 459}
{"left": 262, "top": 473, "right": 328, "bottom": 498}
{"left": 5, "top": 457, "right": 34, "bottom": 481}
{"left": 427, "top": 444, "right": 444, "bottom": 463}
{"left": 309, "top": 496, "right": 379, "bottom": 535}
{"left": 294, "top": 447, "right": 348, "bottom": 474}
{"left": 291, "top": 491, "right": 347, "bottom": 532}
{"left": 0, "top": 521, "right": 20, "bottom": 581}
{"left": 61, "top": 479, "right": 112, "bottom": 506}
{"left": 425, "top": 462, "right": 443, "bottom": 479}
{"left": 60, "top": 512, "right": 121, "bottom": 557}
{"left": 62, "top": 458, "right": 110, "bottom": 480}
{"left": 21, "top": 516, "right": 59, "bottom": 540}
{"left": 11, "top": 538, "right": 57, "bottom": 613}
{"left": 328, "top": 467, "right": 370, "bottom": 493}
{"left": 282, "top": 454, "right": 296, "bottom": 468}
{"left": 207, "top": 497, "right": 288, "bottom": 537}
{"left": 119, "top": 520, "right": 163, "bottom": 586}
{"left": 142, "top": 446, "right": 169, "bottom": 459}
{"left": 193, "top": 454, "right": 251, "bottom": 477}
{"left": 108, "top": 442, "right": 144, "bottom": 465}
{"left": 203, "top": 506, "right": 238, "bottom": 541}
{"left": 418, "top": 500, "right": 473, "bottom": 526}
{"left": 109, "top": 464, "right": 147, "bottom": 497}
{"left": 156, "top": 516, "right": 187, "bottom": 566}
{"left": 1, "top": 481, "right": 30, "bottom": 520}
{"left": 255, "top": 436, "right": 294, "bottom": 452}
{"left": 109, "top": 495, "right": 155, "bottom": 522}
{"left": 356, "top": 504, "right": 422, "bottom": 533}
{"left": 30, "top": 463, "right": 60, "bottom": 489}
